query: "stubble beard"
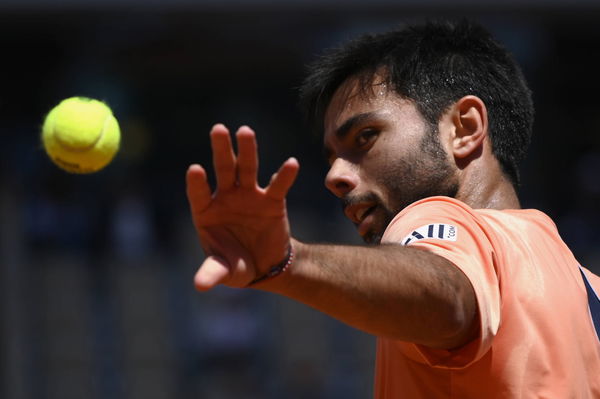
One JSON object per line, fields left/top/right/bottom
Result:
{"left": 359, "top": 128, "right": 459, "bottom": 244}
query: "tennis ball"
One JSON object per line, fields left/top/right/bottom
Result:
{"left": 42, "top": 97, "right": 120, "bottom": 173}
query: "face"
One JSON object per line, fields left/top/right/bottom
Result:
{"left": 323, "top": 78, "right": 459, "bottom": 244}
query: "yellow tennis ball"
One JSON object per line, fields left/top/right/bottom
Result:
{"left": 42, "top": 97, "right": 120, "bottom": 173}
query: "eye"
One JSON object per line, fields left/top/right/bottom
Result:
{"left": 355, "top": 128, "right": 379, "bottom": 147}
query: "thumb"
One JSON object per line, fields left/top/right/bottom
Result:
{"left": 194, "top": 256, "right": 231, "bottom": 291}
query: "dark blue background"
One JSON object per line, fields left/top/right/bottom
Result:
{"left": 1, "top": 5, "right": 599, "bottom": 399}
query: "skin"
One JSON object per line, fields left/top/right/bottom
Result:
{"left": 323, "top": 80, "right": 460, "bottom": 244}
{"left": 186, "top": 75, "right": 520, "bottom": 349}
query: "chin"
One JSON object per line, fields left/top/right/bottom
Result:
{"left": 361, "top": 213, "right": 394, "bottom": 245}
{"left": 362, "top": 231, "right": 384, "bottom": 245}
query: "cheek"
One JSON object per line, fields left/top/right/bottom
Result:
{"left": 371, "top": 139, "right": 415, "bottom": 181}
{"left": 359, "top": 134, "right": 423, "bottom": 196}
{"left": 359, "top": 146, "right": 395, "bottom": 184}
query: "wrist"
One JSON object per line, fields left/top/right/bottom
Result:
{"left": 248, "top": 243, "right": 295, "bottom": 287}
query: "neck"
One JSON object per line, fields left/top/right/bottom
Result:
{"left": 456, "top": 177, "right": 520, "bottom": 210}
{"left": 454, "top": 156, "right": 521, "bottom": 210}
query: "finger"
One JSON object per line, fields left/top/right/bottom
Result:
{"left": 186, "top": 164, "right": 212, "bottom": 216}
{"left": 210, "top": 124, "right": 237, "bottom": 190}
{"left": 194, "top": 256, "right": 231, "bottom": 291}
{"left": 236, "top": 126, "right": 258, "bottom": 189}
{"left": 266, "top": 157, "right": 300, "bottom": 200}
{"left": 196, "top": 231, "right": 215, "bottom": 257}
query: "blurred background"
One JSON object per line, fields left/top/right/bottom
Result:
{"left": 2, "top": 1, "right": 600, "bottom": 398}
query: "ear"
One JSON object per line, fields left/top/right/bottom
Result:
{"left": 449, "top": 95, "right": 488, "bottom": 159}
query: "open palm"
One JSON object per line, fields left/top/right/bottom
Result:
{"left": 186, "top": 124, "right": 299, "bottom": 290}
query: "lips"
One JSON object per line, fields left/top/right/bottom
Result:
{"left": 356, "top": 205, "right": 375, "bottom": 223}
{"left": 344, "top": 203, "right": 377, "bottom": 225}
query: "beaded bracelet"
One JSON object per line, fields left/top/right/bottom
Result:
{"left": 248, "top": 245, "right": 294, "bottom": 286}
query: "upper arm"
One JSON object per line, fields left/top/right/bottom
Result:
{"left": 382, "top": 197, "right": 500, "bottom": 368}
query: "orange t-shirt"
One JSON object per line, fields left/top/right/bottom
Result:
{"left": 377, "top": 196, "right": 600, "bottom": 398}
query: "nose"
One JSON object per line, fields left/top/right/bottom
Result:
{"left": 324, "top": 158, "right": 359, "bottom": 198}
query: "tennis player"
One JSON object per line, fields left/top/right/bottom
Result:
{"left": 186, "top": 20, "right": 600, "bottom": 397}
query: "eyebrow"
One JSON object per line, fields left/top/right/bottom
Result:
{"left": 322, "top": 111, "right": 381, "bottom": 161}
{"left": 334, "top": 111, "right": 380, "bottom": 141}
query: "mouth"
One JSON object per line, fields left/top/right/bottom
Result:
{"left": 344, "top": 203, "right": 377, "bottom": 235}
{"left": 356, "top": 205, "right": 376, "bottom": 224}
{"left": 357, "top": 205, "right": 377, "bottom": 238}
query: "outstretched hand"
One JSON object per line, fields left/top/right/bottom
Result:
{"left": 186, "top": 124, "right": 299, "bottom": 291}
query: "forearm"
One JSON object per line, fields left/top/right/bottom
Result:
{"left": 187, "top": 125, "right": 477, "bottom": 348}
{"left": 255, "top": 239, "right": 478, "bottom": 349}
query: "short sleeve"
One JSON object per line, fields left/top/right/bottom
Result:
{"left": 381, "top": 196, "right": 501, "bottom": 369}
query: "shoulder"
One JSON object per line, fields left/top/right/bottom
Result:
{"left": 381, "top": 197, "right": 504, "bottom": 367}
{"left": 383, "top": 196, "right": 555, "bottom": 244}
{"left": 382, "top": 196, "right": 484, "bottom": 245}
{"left": 397, "top": 196, "right": 477, "bottom": 219}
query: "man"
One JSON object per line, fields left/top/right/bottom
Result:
{"left": 186, "top": 20, "right": 600, "bottom": 397}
